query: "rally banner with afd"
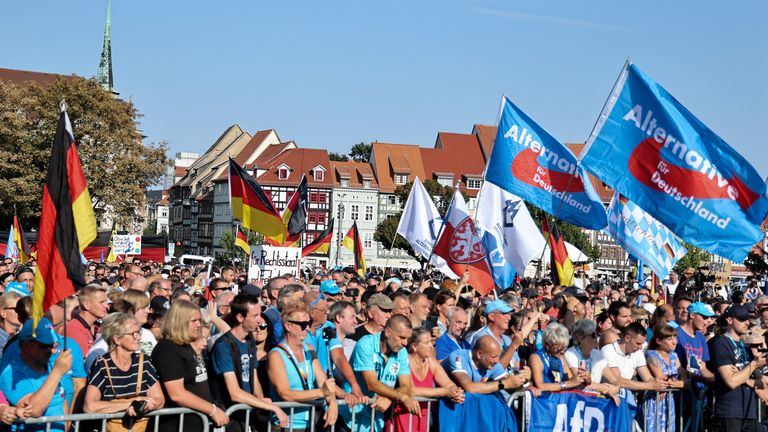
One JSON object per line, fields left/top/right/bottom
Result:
{"left": 486, "top": 97, "right": 608, "bottom": 230}
{"left": 580, "top": 62, "right": 768, "bottom": 262}
{"left": 528, "top": 390, "right": 637, "bottom": 432}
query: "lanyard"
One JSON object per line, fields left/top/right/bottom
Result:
{"left": 542, "top": 352, "right": 564, "bottom": 383}
{"left": 726, "top": 335, "right": 749, "bottom": 364}
{"left": 278, "top": 343, "right": 311, "bottom": 391}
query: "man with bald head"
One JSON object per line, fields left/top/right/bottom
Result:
{"left": 444, "top": 335, "right": 530, "bottom": 395}
{"left": 129, "top": 276, "right": 149, "bottom": 293}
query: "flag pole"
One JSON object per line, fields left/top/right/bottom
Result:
{"left": 425, "top": 183, "right": 459, "bottom": 278}
{"left": 382, "top": 232, "right": 398, "bottom": 275}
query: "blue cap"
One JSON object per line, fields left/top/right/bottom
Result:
{"left": 485, "top": 299, "right": 513, "bottom": 315}
{"left": 688, "top": 302, "right": 716, "bottom": 318}
{"left": 388, "top": 278, "right": 402, "bottom": 286}
{"left": 18, "top": 317, "right": 58, "bottom": 346}
{"left": 666, "top": 320, "right": 679, "bottom": 329}
{"left": 320, "top": 280, "right": 341, "bottom": 296}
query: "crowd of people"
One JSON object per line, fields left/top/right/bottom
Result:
{"left": 0, "top": 255, "right": 765, "bottom": 432}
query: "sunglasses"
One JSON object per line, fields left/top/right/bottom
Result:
{"left": 287, "top": 320, "right": 311, "bottom": 330}
{"left": 256, "top": 323, "right": 269, "bottom": 331}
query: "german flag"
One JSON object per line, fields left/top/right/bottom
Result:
{"left": 341, "top": 221, "right": 366, "bottom": 277}
{"left": 266, "top": 175, "right": 307, "bottom": 246}
{"left": 228, "top": 158, "right": 285, "bottom": 239}
{"left": 302, "top": 219, "right": 334, "bottom": 257}
{"left": 33, "top": 109, "right": 97, "bottom": 329}
{"left": 542, "top": 216, "right": 574, "bottom": 286}
{"left": 12, "top": 208, "right": 31, "bottom": 264}
{"left": 235, "top": 227, "right": 250, "bottom": 256}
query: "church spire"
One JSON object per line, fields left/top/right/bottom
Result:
{"left": 96, "top": 0, "right": 113, "bottom": 92}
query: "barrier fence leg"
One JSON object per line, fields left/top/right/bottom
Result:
{"left": 426, "top": 401, "right": 431, "bottom": 432}
{"left": 73, "top": 420, "right": 80, "bottom": 432}
{"left": 310, "top": 406, "right": 316, "bottom": 432}
{"left": 351, "top": 406, "right": 356, "bottom": 431}
{"left": 290, "top": 407, "right": 295, "bottom": 432}
{"left": 370, "top": 404, "right": 375, "bottom": 432}
{"left": 179, "top": 412, "right": 185, "bottom": 432}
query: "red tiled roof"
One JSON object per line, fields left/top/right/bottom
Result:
{"left": 256, "top": 148, "right": 333, "bottom": 188}
{"left": 472, "top": 124, "right": 498, "bottom": 161}
{"left": 330, "top": 161, "right": 379, "bottom": 188}
{"left": 420, "top": 132, "right": 486, "bottom": 197}
{"left": 253, "top": 142, "right": 293, "bottom": 169}
{"left": 174, "top": 166, "right": 187, "bottom": 177}
{"left": 0, "top": 67, "right": 80, "bottom": 86}
{"left": 370, "top": 143, "right": 426, "bottom": 193}
{"left": 233, "top": 129, "right": 275, "bottom": 166}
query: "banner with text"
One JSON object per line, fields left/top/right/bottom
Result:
{"left": 111, "top": 235, "right": 142, "bottom": 255}
{"left": 248, "top": 246, "right": 301, "bottom": 283}
{"left": 528, "top": 390, "right": 637, "bottom": 432}
{"left": 580, "top": 62, "right": 768, "bottom": 262}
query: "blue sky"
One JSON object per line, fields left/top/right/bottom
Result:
{"left": 3, "top": 1, "right": 767, "bottom": 177}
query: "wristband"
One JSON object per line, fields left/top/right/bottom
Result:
{"left": 497, "top": 381, "right": 504, "bottom": 391}
{"left": 560, "top": 381, "right": 567, "bottom": 390}
{"left": 210, "top": 404, "right": 217, "bottom": 417}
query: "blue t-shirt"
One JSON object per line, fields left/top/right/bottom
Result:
{"left": 308, "top": 321, "right": 343, "bottom": 373}
{"left": 436, "top": 332, "right": 471, "bottom": 362}
{"left": 263, "top": 306, "right": 284, "bottom": 342}
{"left": 1, "top": 335, "right": 86, "bottom": 406}
{"left": 467, "top": 326, "right": 512, "bottom": 351}
{"left": 211, "top": 335, "right": 253, "bottom": 393}
{"left": 443, "top": 349, "right": 507, "bottom": 384}
{"left": 0, "top": 355, "right": 66, "bottom": 431}
{"left": 270, "top": 344, "right": 316, "bottom": 429}
{"left": 345, "top": 332, "right": 410, "bottom": 432}
{"left": 676, "top": 326, "right": 710, "bottom": 393}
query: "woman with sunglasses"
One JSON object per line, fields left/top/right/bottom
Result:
{"left": 268, "top": 303, "right": 337, "bottom": 431}
{"left": 83, "top": 313, "right": 164, "bottom": 430}
{"left": 564, "top": 319, "right": 621, "bottom": 404}
{"left": 530, "top": 322, "right": 587, "bottom": 395}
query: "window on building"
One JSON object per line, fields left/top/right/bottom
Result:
{"left": 394, "top": 174, "right": 408, "bottom": 185}
{"left": 364, "top": 232, "right": 373, "bottom": 248}
{"left": 351, "top": 205, "right": 359, "bottom": 220}
{"left": 363, "top": 180, "right": 372, "bottom": 189}
{"left": 467, "top": 178, "right": 482, "bottom": 189}
{"left": 278, "top": 167, "right": 289, "bottom": 180}
{"left": 437, "top": 177, "right": 453, "bottom": 187}
{"left": 317, "top": 192, "right": 327, "bottom": 204}
{"left": 365, "top": 205, "right": 374, "bottom": 221}
{"left": 308, "top": 212, "right": 317, "bottom": 223}
{"left": 468, "top": 197, "right": 476, "bottom": 210}
{"left": 341, "top": 179, "right": 349, "bottom": 187}
{"left": 309, "top": 192, "right": 318, "bottom": 203}
{"left": 316, "top": 212, "right": 326, "bottom": 224}
{"left": 314, "top": 170, "right": 325, "bottom": 182}
{"left": 387, "top": 195, "right": 397, "bottom": 205}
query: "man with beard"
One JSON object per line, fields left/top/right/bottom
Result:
{"left": 599, "top": 301, "right": 633, "bottom": 348}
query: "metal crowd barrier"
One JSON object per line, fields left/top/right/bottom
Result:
{"left": 216, "top": 397, "right": 439, "bottom": 432}
{"left": 19, "top": 407, "right": 209, "bottom": 432}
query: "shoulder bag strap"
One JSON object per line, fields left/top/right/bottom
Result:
{"left": 102, "top": 357, "right": 118, "bottom": 399}
{"left": 275, "top": 345, "right": 309, "bottom": 391}
{"left": 135, "top": 351, "right": 144, "bottom": 396}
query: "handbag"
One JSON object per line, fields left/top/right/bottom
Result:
{"left": 103, "top": 352, "right": 149, "bottom": 432}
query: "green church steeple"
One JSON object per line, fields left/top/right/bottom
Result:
{"left": 96, "top": 0, "right": 113, "bottom": 92}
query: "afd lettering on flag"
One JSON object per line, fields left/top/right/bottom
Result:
{"left": 605, "top": 193, "right": 686, "bottom": 280}
{"left": 580, "top": 62, "right": 768, "bottom": 262}
{"left": 486, "top": 97, "right": 607, "bottom": 230}
{"left": 528, "top": 390, "right": 637, "bottom": 432}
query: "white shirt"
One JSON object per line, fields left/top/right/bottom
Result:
{"left": 601, "top": 341, "right": 646, "bottom": 380}
{"left": 564, "top": 346, "right": 607, "bottom": 384}
{"left": 663, "top": 280, "right": 679, "bottom": 296}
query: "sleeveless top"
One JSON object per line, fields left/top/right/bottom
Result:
{"left": 533, "top": 351, "right": 565, "bottom": 384}
{"left": 270, "top": 344, "right": 316, "bottom": 429}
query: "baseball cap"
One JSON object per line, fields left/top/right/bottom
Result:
{"left": 320, "top": 280, "right": 341, "bottom": 296}
{"left": 726, "top": 304, "right": 751, "bottom": 321}
{"left": 485, "top": 299, "right": 513, "bottom": 315}
{"left": 240, "top": 283, "right": 262, "bottom": 297}
{"left": 564, "top": 286, "right": 588, "bottom": 300}
{"left": 688, "top": 302, "right": 716, "bottom": 318}
{"left": 18, "top": 317, "right": 57, "bottom": 346}
{"left": 150, "top": 296, "right": 171, "bottom": 316}
{"left": 387, "top": 278, "right": 402, "bottom": 286}
{"left": 367, "top": 293, "right": 393, "bottom": 311}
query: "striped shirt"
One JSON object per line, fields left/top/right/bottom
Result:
{"left": 88, "top": 352, "right": 158, "bottom": 401}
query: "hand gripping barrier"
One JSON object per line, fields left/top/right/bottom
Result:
{"left": 18, "top": 407, "right": 209, "bottom": 432}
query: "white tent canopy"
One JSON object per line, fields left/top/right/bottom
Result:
{"left": 538, "top": 241, "right": 591, "bottom": 263}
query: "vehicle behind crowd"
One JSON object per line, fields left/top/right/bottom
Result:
{"left": 0, "top": 256, "right": 765, "bottom": 432}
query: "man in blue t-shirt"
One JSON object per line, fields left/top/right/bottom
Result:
{"left": 676, "top": 302, "right": 716, "bottom": 432}
{"left": 435, "top": 307, "right": 470, "bottom": 362}
{"left": 0, "top": 318, "right": 71, "bottom": 431}
{"left": 444, "top": 335, "right": 528, "bottom": 395}
{"left": 210, "top": 293, "right": 288, "bottom": 425}
{"left": 346, "top": 314, "right": 419, "bottom": 432}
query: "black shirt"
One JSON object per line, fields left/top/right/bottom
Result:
{"left": 710, "top": 334, "right": 757, "bottom": 419}
{"left": 152, "top": 340, "right": 213, "bottom": 432}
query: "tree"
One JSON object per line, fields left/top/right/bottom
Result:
{"left": 328, "top": 152, "right": 349, "bottom": 162}
{"left": 349, "top": 142, "right": 372, "bottom": 162}
{"left": 0, "top": 77, "right": 169, "bottom": 228}
{"left": 744, "top": 250, "right": 768, "bottom": 279}
{"left": 217, "top": 229, "right": 264, "bottom": 267}
{"left": 673, "top": 243, "right": 709, "bottom": 274}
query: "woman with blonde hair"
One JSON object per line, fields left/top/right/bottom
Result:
{"left": 83, "top": 313, "right": 164, "bottom": 430}
{"left": 152, "top": 300, "right": 229, "bottom": 431}
{"left": 0, "top": 292, "right": 21, "bottom": 358}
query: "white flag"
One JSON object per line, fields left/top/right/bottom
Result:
{"left": 475, "top": 182, "right": 545, "bottom": 286}
{"left": 396, "top": 178, "right": 457, "bottom": 278}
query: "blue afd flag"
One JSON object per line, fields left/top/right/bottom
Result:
{"left": 580, "top": 62, "right": 768, "bottom": 262}
{"left": 605, "top": 192, "right": 687, "bottom": 280}
{"left": 528, "top": 390, "right": 637, "bottom": 432}
{"left": 486, "top": 97, "right": 607, "bottom": 230}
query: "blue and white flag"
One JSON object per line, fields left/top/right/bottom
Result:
{"left": 580, "top": 62, "right": 768, "bottom": 262}
{"left": 528, "top": 390, "right": 637, "bottom": 432}
{"left": 475, "top": 182, "right": 544, "bottom": 288}
{"left": 4, "top": 225, "right": 18, "bottom": 260}
{"left": 486, "top": 97, "right": 608, "bottom": 230}
{"left": 605, "top": 193, "right": 686, "bottom": 280}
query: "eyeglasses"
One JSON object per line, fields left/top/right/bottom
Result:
{"left": 287, "top": 320, "right": 311, "bottom": 330}
{"left": 256, "top": 323, "right": 269, "bottom": 331}
{"left": 123, "top": 330, "right": 142, "bottom": 339}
